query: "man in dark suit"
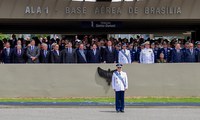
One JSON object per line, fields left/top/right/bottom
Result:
{"left": 171, "top": 43, "right": 184, "bottom": 63}
{"left": 51, "top": 44, "right": 61, "bottom": 63}
{"left": 137, "top": 44, "right": 144, "bottom": 63}
{"left": 128, "top": 43, "right": 136, "bottom": 63}
{"left": 13, "top": 40, "right": 23, "bottom": 52}
{"left": 2, "top": 42, "right": 14, "bottom": 63}
{"left": 76, "top": 43, "right": 87, "bottom": 63}
{"left": 158, "top": 42, "right": 171, "bottom": 62}
{"left": 26, "top": 40, "right": 40, "bottom": 63}
{"left": 87, "top": 44, "right": 101, "bottom": 63}
{"left": 13, "top": 45, "right": 25, "bottom": 63}
{"left": 97, "top": 41, "right": 105, "bottom": 63}
{"left": 182, "top": 42, "right": 189, "bottom": 59}
{"left": 184, "top": 43, "right": 196, "bottom": 62}
{"left": 115, "top": 44, "right": 121, "bottom": 63}
{"left": 61, "top": 42, "right": 77, "bottom": 63}
{"left": 9, "top": 34, "right": 17, "bottom": 48}
{"left": 103, "top": 40, "right": 116, "bottom": 63}
{"left": 40, "top": 43, "right": 51, "bottom": 63}
{"left": 196, "top": 42, "right": 200, "bottom": 62}
{"left": 182, "top": 42, "right": 189, "bottom": 53}
{"left": 133, "top": 43, "right": 140, "bottom": 62}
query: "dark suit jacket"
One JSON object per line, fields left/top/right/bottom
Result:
{"left": 196, "top": 48, "right": 200, "bottom": 62}
{"left": 61, "top": 48, "right": 77, "bottom": 63}
{"left": 40, "top": 50, "right": 51, "bottom": 63}
{"left": 51, "top": 50, "right": 61, "bottom": 63}
{"left": 197, "top": 51, "right": 200, "bottom": 62}
{"left": 103, "top": 47, "right": 116, "bottom": 63}
{"left": 2, "top": 48, "right": 14, "bottom": 63}
{"left": 76, "top": 49, "right": 87, "bottom": 63}
{"left": 87, "top": 49, "right": 101, "bottom": 63}
{"left": 130, "top": 49, "right": 137, "bottom": 63}
{"left": 115, "top": 49, "right": 120, "bottom": 63}
{"left": 26, "top": 46, "right": 40, "bottom": 63}
{"left": 171, "top": 49, "right": 184, "bottom": 63}
{"left": 13, "top": 49, "right": 25, "bottom": 63}
{"left": 136, "top": 48, "right": 141, "bottom": 62}
{"left": 97, "top": 46, "right": 104, "bottom": 62}
{"left": 184, "top": 49, "right": 196, "bottom": 62}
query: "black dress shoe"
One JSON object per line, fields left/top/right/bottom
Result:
{"left": 116, "top": 110, "right": 120, "bottom": 113}
{"left": 120, "top": 110, "right": 124, "bottom": 113}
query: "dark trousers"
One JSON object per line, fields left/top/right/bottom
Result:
{"left": 115, "top": 91, "right": 125, "bottom": 111}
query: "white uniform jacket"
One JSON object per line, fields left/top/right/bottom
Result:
{"left": 140, "top": 48, "right": 154, "bottom": 64}
{"left": 112, "top": 71, "right": 128, "bottom": 91}
{"left": 118, "top": 49, "right": 131, "bottom": 64}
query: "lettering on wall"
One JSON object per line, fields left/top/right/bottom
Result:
{"left": 25, "top": 6, "right": 49, "bottom": 14}
{"left": 25, "top": 6, "right": 182, "bottom": 15}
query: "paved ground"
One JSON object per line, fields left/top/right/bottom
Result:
{"left": 0, "top": 107, "right": 200, "bottom": 120}
{"left": 1, "top": 102, "right": 200, "bottom": 106}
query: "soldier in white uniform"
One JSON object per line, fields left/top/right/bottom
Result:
{"left": 140, "top": 41, "right": 154, "bottom": 64}
{"left": 118, "top": 43, "right": 131, "bottom": 64}
{"left": 112, "top": 64, "right": 128, "bottom": 113}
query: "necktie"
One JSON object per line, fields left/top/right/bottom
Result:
{"left": 44, "top": 50, "right": 47, "bottom": 57}
{"left": 49, "top": 45, "right": 51, "bottom": 50}
{"left": 31, "top": 46, "right": 34, "bottom": 51}
{"left": 109, "top": 47, "right": 112, "bottom": 52}
{"left": 190, "top": 49, "right": 193, "bottom": 54}
{"left": 18, "top": 50, "right": 20, "bottom": 55}
{"left": 57, "top": 51, "right": 59, "bottom": 56}
{"left": 68, "top": 48, "right": 72, "bottom": 54}
{"left": 94, "top": 49, "right": 96, "bottom": 55}
{"left": 80, "top": 50, "right": 86, "bottom": 61}
{"left": 7, "top": 49, "right": 10, "bottom": 56}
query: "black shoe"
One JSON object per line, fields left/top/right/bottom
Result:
{"left": 116, "top": 110, "right": 120, "bottom": 113}
{"left": 120, "top": 110, "right": 124, "bottom": 113}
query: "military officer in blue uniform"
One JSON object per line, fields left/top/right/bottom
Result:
{"left": 128, "top": 43, "right": 137, "bottom": 62}
{"left": 151, "top": 42, "right": 159, "bottom": 63}
{"left": 158, "top": 42, "right": 172, "bottom": 62}
{"left": 112, "top": 64, "right": 128, "bottom": 113}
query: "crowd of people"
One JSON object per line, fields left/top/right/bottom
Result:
{"left": 0, "top": 34, "right": 200, "bottom": 64}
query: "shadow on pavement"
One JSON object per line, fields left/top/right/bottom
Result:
{"left": 99, "top": 111, "right": 117, "bottom": 113}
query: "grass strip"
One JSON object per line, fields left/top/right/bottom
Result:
{"left": 0, "top": 97, "right": 200, "bottom": 103}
